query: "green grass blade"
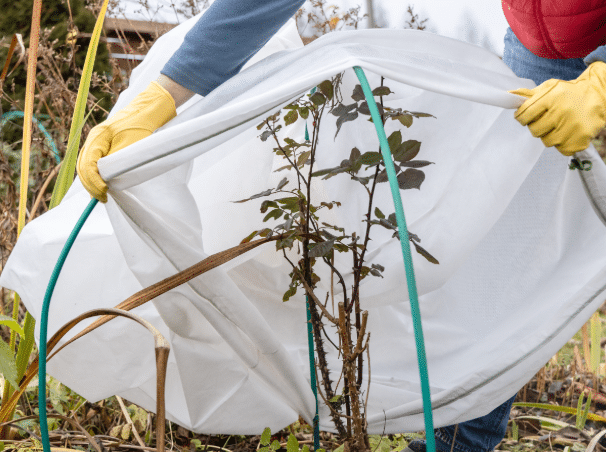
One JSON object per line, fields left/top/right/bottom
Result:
{"left": 514, "top": 402, "right": 606, "bottom": 423}
{"left": 0, "top": 316, "right": 24, "bottom": 338}
{"left": 513, "top": 415, "right": 570, "bottom": 431}
{"left": 0, "top": 340, "right": 19, "bottom": 390}
{"left": 576, "top": 391, "right": 585, "bottom": 429}
{"left": 15, "top": 312, "right": 35, "bottom": 379}
{"left": 49, "top": 0, "right": 111, "bottom": 208}
{"left": 579, "top": 391, "right": 592, "bottom": 430}
{"left": 590, "top": 312, "right": 601, "bottom": 373}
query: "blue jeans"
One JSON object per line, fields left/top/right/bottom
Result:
{"left": 503, "top": 27, "right": 587, "bottom": 85}
{"left": 430, "top": 28, "right": 589, "bottom": 452}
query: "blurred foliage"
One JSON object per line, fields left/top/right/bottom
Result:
{"left": 0, "top": 0, "right": 111, "bottom": 126}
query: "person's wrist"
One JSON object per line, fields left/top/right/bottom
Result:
{"left": 156, "top": 74, "right": 195, "bottom": 108}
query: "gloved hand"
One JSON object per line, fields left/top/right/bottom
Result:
{"left": 509, "top": 61, "right": 606, "bottom": 156}
{"left": 76, "top": 81, "right": 177, "bottom": 202}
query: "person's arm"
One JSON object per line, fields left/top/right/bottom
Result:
{"left": 77, "top": 0, "right": 305, "bottom": 202}
{"left": 160, "top": 0, "right": 306, "bottom": 96}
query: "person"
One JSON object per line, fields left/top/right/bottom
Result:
{"left": 76, "top": 1, "right": 606, "bottom": 451}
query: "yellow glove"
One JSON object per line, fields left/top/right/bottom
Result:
{"left": 76, "top": 81, "right": 177, "bottom": 202}
{"left": 509, "top": 61, "right": 606, "bottom": 156}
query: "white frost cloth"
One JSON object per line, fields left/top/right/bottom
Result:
{"left": 3, "top": 18, "right": 606, "bottom": 434}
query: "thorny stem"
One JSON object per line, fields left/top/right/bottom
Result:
{"left": 314, "top": 364, "right": 354, "bottom": 420}
{"left": 301, "top": 101, "right": 347, "bottom": 437}
{"left": 351, "top": 78, "right": 387, "bottom": 389}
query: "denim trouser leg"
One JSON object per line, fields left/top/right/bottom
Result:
{"left": 430, "top": 28, "right": 588, "bottom": 452}
{"left": 433, "top": 395, "right": 516, "bottom": 452}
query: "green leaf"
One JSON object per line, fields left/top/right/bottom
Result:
{"left": 359, "top": 152, "right": 382, "bottom": 166}
{"left": 309, "top": 92, "right": 326, "bottom": 105}
{"left": 334, "top": 243, "right": 349, "bottom": 253}
{"left": 400, "top": 160, "right": 433, "bottom": 168}
{"left": 277, "top": 196, "right": 300, "bottom": 205}
{"left": 360, "top": 266, "right": 371, "bottom": 280}
{"left": 302, "top": 446, "right": 310, "bottom": 452}
{"left": 351, "top": 175, "right": 370, "bottom": 184}
{"left": 318, "top": 80, "right": 334, "bottom": 100}
{"left": 388, "top": 213, "right": 397, "bottom": 226}
{"left": 261, "top": 427, "right": 271, "bottom": 446}
{"left": 276, "top": 177, "right": 289, "bottom": 190}
{"left": 371, "top": 263, "right": 385, "bottom": 272}
{"left": 335, "top": 111, "right": 358, "bottom": 138}
{"left": 297, "top": 151, "right": 312, "bottom": 167}
{"left": 274, "top": 164, "right": 293, "bottom": 172}
{"left": 349, "top": 147, "right": 361, "bottom": 162}
{"left": 0, "top": 315, "right": 24, "bottom": 338}
{"left": 372, "top": 86, "right": 392, "bottom": 96}
{"left": 50, "top": 0, "right": 112, "bottom": 208}
{"left": 286, "top": 434, "right": 299, "bottom": 452}
{"left": 271, "top": 440, "right": 281, "bottom": 450}
{"left": 263, "top": 209, "right": 283, "bottom": 222}
{"left": 260, "top": 200, "right": 278, "bottom": 213}
{"left": 388, "top": 131, "right": 403, "bottom": 152}
{"left": 393, "top": 140, "right": 421, "bottom": 162}
{"left": 233, "top": 189, "right": 273, "bottom": 203}
{"left": 248, "top": 188, "right": 273, "bottom": 199}
{"left": 394, "top": 114, "right": 413, "bottom": 128}
{"left": 410, "top": 111, "right": 435, "bottom": 118}
{"left": 357, "top": 102, "right": 384, "bottom": 116}
{"left": 331, "top": 103, "right": 357, "bottom": 117}
{"left": 397, "top": 168, "right": 425, "bottom": 190}
{"left": 300, "top": 107, "right": 310, "bottom": 120}
{"left": 374, "top": 207, "right": 385, "bottom": 219}
{"left": 311, "top": 167, "right": 337, "bottom": 177}
{"left": 352, "top": 84, "right": 365, "bottom": 102}
{"left": 282, "top": 286, "right": 297, "bottom": 302}
{"left": 412, "top": 241, "right": 439, "bottom": 264}
{"left": 0, "top": 339, "right": 19, "bottom": 390}
{"left": 258, "top": 228, "right": 273, "bottom": 238}
{"left": 323, "top": 167, "right": 349, "bottom": 179}
{"left": 277, "top": 236, "right": 296, "bottom": 250}
{"left": 309, "top": 239, "right": 335, "bottom": 258}
{"left": 377, "top": 218, "right": 396, "bottom": 230}
{"left": 15, "top": 312, "right": 35, "bottom": 379}
{"left": 376, "top": 169, "right": 389, "bottom": 183}
{"left": 284, "top": 110, "right": 299, "bottom": 126}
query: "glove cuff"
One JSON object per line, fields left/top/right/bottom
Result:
{"left": 120, "top": 81, "right": 178, "bottom": 132}
{"left": 582, "top": 61, "right": 606, "bottom": 94}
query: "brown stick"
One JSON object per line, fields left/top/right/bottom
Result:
{"left": 28, "top": 162, "right": 61, "bottom": 221}
{"left": 117, "top": 395, "right": 146, "bottom": 449}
